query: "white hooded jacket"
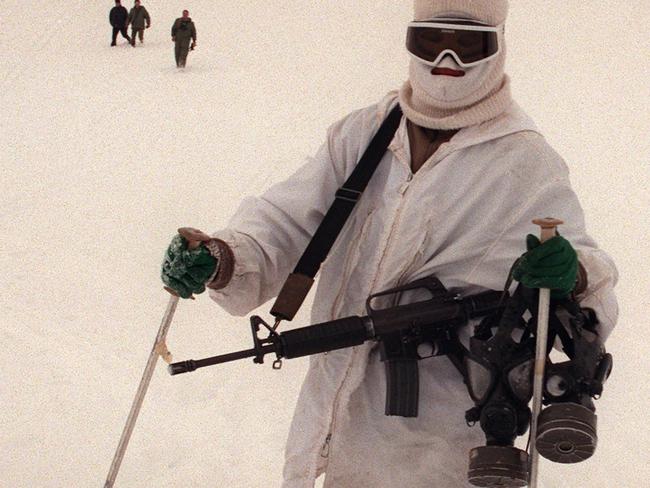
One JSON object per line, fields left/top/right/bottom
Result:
{"left": 209, "top": 92, "right": 618, "bottom": 487}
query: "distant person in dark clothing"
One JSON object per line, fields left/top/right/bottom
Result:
{"left": 127, "top": 0, "right": 151, "bottom": 47}
{"left": 109, "top": 0, "right": 131, "bottom": 46}
{"left": 171, "top": 10, "right": 197, "bottom": 68}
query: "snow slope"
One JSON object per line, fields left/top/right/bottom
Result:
{"left": 1, "top": 1, "right": 649, "bottom": 487}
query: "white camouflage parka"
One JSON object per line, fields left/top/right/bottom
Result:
{"left": 209, "top": 92, "right": 618, "bottom": 487}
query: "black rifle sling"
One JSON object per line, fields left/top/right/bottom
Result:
{"left": 270, "top": 104, "right": 403, "bottom": 321}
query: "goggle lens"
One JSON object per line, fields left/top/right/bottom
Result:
{"left": 406, "top": 21, "right": 500, "bottom": 67}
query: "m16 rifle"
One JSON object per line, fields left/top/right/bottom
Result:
{"left": 168, "top": 276, "right": 504, "bottom": 417}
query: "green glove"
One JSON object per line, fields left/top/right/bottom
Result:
{"left": 161, "top": 234, "right": 217, "bottom": 299}
{"left": 512, "top": 234, "right": 578, "bottom": 298}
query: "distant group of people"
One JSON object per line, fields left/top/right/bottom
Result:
{"left": 109, "top": 0, "right": 150, "bottom": 47}
{"left": 109, "top": 0, "right": 197, "bottom": 68}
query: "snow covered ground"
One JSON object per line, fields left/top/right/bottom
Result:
{"left": 2, "top": 1, "right": 649, "bottom": 487}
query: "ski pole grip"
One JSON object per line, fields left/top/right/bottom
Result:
{"left": 178, "top": 227, "right": 212, "bottom": 250}
{"left": 532, "top": 218, "right": 563, "bottom": 243}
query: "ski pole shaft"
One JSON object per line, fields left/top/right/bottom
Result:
{"left": 528, "top": 217, "right": 563, "bottom": 488}
{"left": 104, "top": 295, "right": 179, "bottom": 488}
{"left": 104, "top": 228, "right": 210, "bottom": 487}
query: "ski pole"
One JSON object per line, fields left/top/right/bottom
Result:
{"left": 104, "top": 228, "right": 210, "bottom": 488}
{"left": 528, "top": 217, "right": 563, "bottom": 488}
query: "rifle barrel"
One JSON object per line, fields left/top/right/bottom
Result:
{"left": 168, "top": 344, "right": 277, "bottom": 375}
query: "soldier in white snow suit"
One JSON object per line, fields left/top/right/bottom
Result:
{"left": 161, "top": 1, "right": 618, "bottom": 487}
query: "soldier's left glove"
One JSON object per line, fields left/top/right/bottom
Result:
{"left": 513, "top": 234, "right": 578, "bottom": 298}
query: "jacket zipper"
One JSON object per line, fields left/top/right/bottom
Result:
{"left": 320, "top": 433, "right": 332, "bottom": 457}
{"left": 320, "top": 349, "right": 356, "bottom": 459}
{"left": 329, "top": 209, "right": 375, "bottom": 321}
{"left": 320, "top": 176, "right": 413, "bottom": 462}
{"left": 371, "top": 176, "right": 413, "bottom": 290}
{"left": 395, "top": 217, "right": 429, "bottom": 287}
{"left": 320, "top": 211, "right": 377, "bottom": 457}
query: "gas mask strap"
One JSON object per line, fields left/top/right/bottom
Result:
{"left": 498, "top": 257, "right": 521, "bottom": 307}
{"left": 548, "top": 309, "right": 575, "bottom": 359}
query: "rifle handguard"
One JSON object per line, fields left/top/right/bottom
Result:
{"left": 280, "top": 316, "right": 369, "bottom": 359}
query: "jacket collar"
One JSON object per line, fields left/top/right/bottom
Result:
{"left": 381, "top": 91, "right": 539, "bottom": 158}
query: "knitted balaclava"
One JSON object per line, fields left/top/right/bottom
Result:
{"left": 399, "top": 0, "right": 512, "bottom": 129}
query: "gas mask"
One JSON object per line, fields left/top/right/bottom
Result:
{"left": 463, "top": 285, "right": 612, "bottom": 487}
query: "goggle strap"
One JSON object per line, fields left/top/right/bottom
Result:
{"left": 408, "top": 21, "right": 502, "bottom": 33}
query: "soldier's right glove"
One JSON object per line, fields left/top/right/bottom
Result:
{"left": 513, "top": 234, "right": 578, "bottom": 298}
{"left": 161, "top": 234, "right": 217, "bottom": 299}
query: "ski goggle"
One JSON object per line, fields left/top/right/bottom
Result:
{"left": 406, "top": 19, "right": 502, "bottom": 68}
